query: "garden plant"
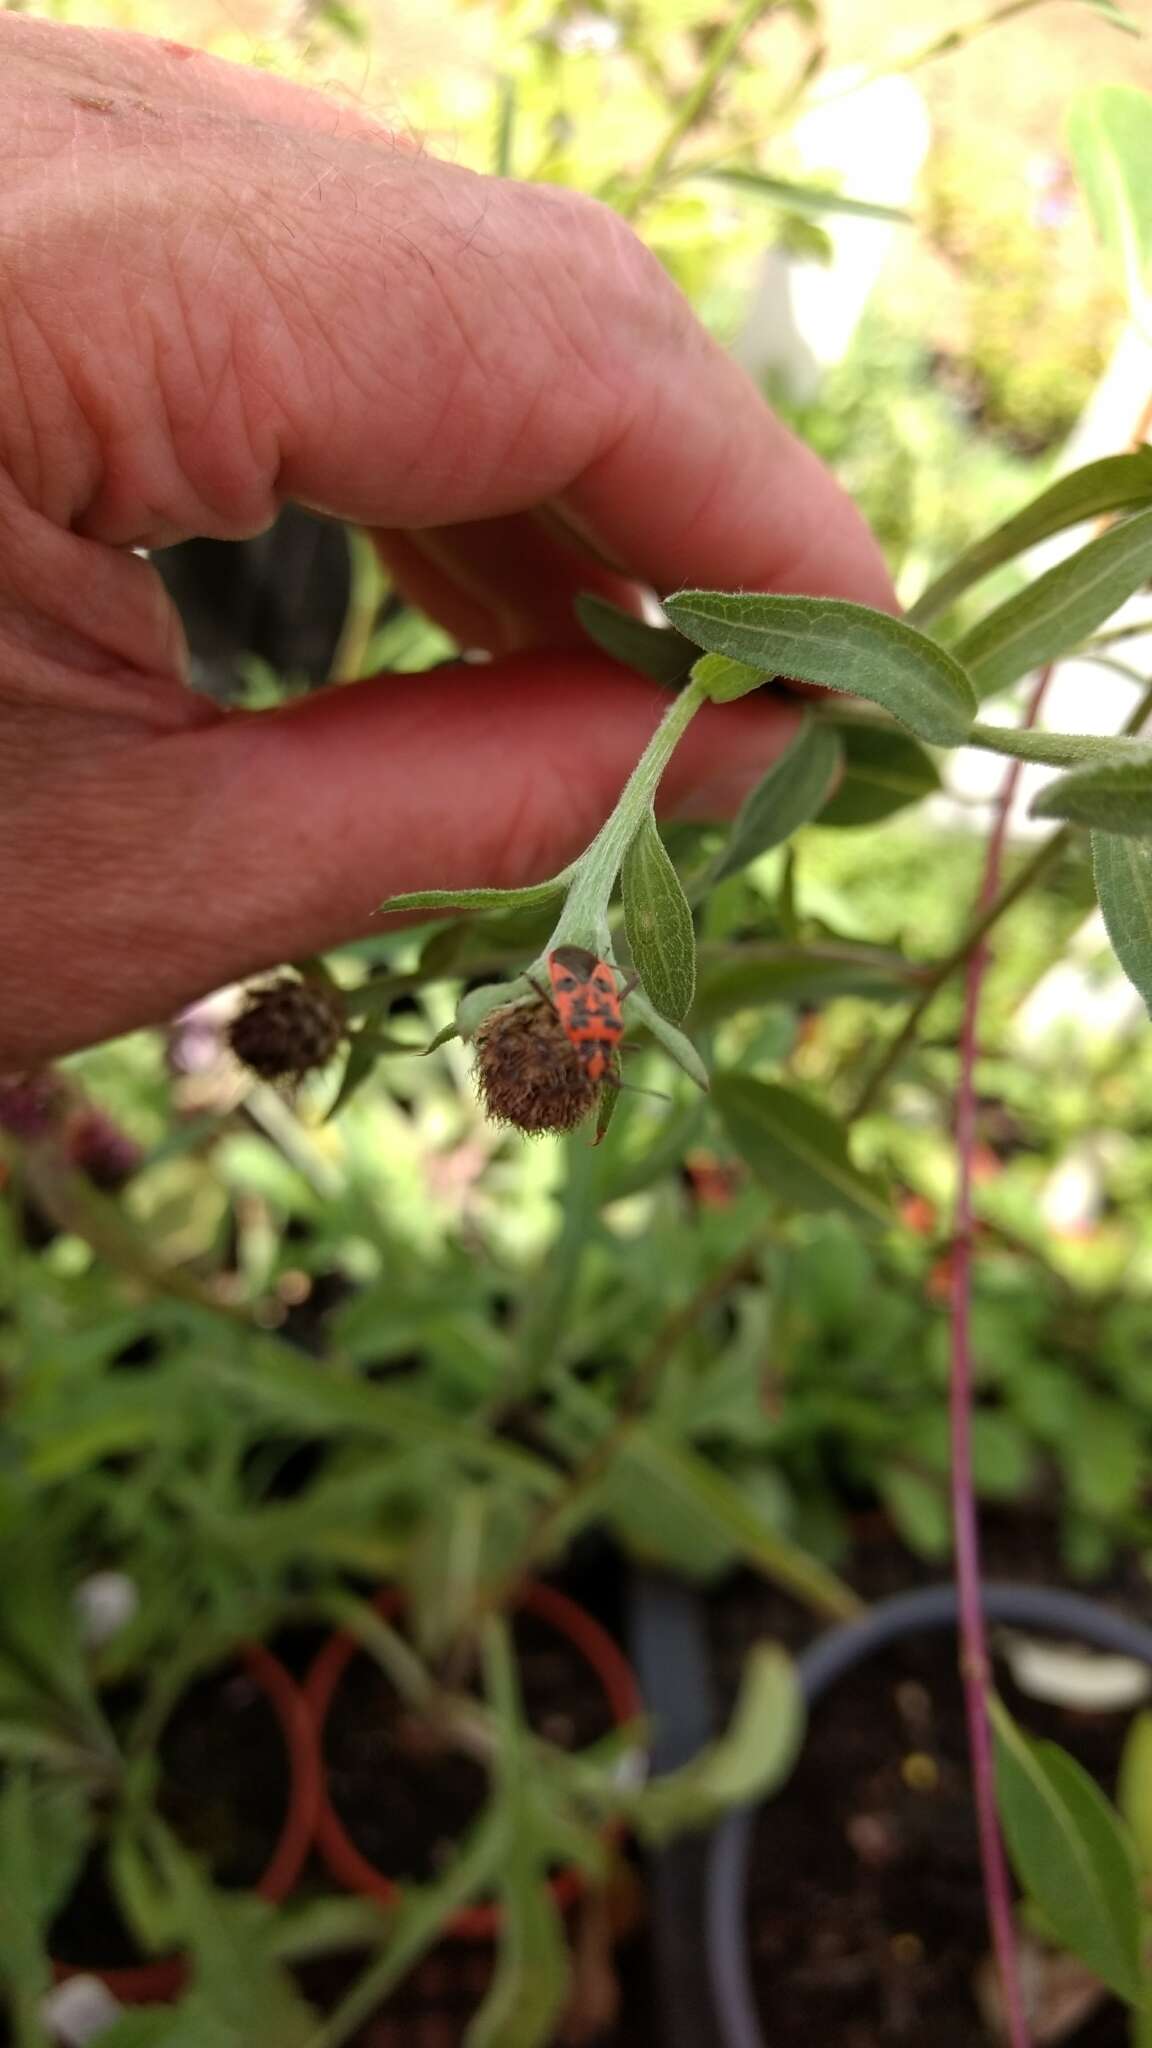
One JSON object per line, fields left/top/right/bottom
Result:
{"left": 5, "top": 1, "right": 1152, "bottom": 2045}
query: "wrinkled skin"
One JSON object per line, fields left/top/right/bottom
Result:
{"left": 0, "top": 18, "right": 895, "bottom": 1066}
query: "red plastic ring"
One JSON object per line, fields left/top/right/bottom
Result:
{"left": 305, "top": 1580, "right": 643, "bottom": 1940}
{"left": 53, "top": 1642, "right": 321, "bottom": 2003}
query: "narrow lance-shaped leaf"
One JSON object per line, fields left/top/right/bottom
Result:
{"left": 968, "top": 722, "right": 1152, "bottom": 771}
{"left": 714, "top": 1072, "right": 890, "bottom": 1225}
{"left": 908, "top": 450, "right": 1152, "bottom": 627}
{"left": 992, "top": 1696, "right": 1145, "bottom": 2005}
{"left": 626, "top": 988, "right": 710, "bottom": 1091}
{"left": 818, "top": 718, "right": 940, "bottom": 826}
{"left": 707, "top": 718, "right": 843, "bottom": 882}
{"left": 691, "top": 651, "right": 772, "bottom": 702}
{"left": 954, "top": 505, "right": 1152, "bottom": 700}
{"left": 622, "top": 810, "right": 696, "bottom": 1023}
{"left": 623, "top": 1429, "right": 860, "bottom": 1620}
{"left": 1069, "top": 86, "right": 1152, "bottom": 329}
{"left": 687, "top": 165, "right": 911, "bottom": 224}
{"left": 630, "top": 1643, "right": 803, "bottom": 1846}
{"left": 1032, "top": 755, "right": 1152, "bottom": 836}
{"left": 665, "top": 591, "right": 976, "bottom": 745}
{"left": 574, "top": 592, "right": 699, "bottom": 686}
{"left": 378, "top": 877, "right": 570, "bottom": 916}
{"left": 1093, "top": 833, "right": 1152, "bottom": 1009}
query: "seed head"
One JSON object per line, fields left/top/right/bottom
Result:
{"left": 474, "top": 999, "right": 600, "bottom": 1136}
{"left": 228, "top": 975, "right": 345, "bottom": 1085}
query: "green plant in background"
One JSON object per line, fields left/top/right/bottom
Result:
{"left": 6, "top": 3, "right": 1152, "bottom": 2044}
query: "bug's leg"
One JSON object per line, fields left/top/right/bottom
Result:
{"left": 618, "top": 971, "right": 640, "bottom": 1001}
{"left": 525, "top": 975, "right": 554, "bottom": 1010}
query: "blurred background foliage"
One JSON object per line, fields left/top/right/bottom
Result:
{"left": 5, "top": 0, "right": 1152, "bottom": 2030}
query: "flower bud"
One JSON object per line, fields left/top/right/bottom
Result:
{"left": 228, "top": 975, "right": 345, "bottom": 1084}
{"left": 474, "top": 997, "right": 599, "bottom": 1135}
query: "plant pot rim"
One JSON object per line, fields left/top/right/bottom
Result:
{"left": 53, "top": 1639, "right": 320, "bottom": 2004}
{"left": 305, "top": 1578, "right": 643, "bottom": 1940}
{"left": 706, "top": 1579, "right": 1152, "bottom": 2048}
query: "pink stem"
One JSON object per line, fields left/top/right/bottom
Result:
{"left": 951, "top": 662, "right": 1054, "bottom": 2048}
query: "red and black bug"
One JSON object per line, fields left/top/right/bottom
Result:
{"left": 529, "top": 946, "right": 637, "bottom": 1087}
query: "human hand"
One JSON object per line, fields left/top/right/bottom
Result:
{"left": 0, "top": 16, "right": 894, "bottom": 1067}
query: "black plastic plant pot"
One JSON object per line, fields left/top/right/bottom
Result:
{"left": 707, "top": 1582, "right": 1152, "bottom": 2048}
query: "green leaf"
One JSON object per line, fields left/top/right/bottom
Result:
{"left": 1069, "top": 86, "right": 1152, "bottom": 326}
{"left": 1117, "top": 1709, "right": 1152, "bottom": 1875}
{"left": 908, "top": 450, "right": 1152, "bottom": 627}
{"left": 378, "top": 877, "right": 569, "bottom": 916}
{"left": 714, "top": 1073, "right": 890, "bottom": 1225}
{"left": 467, "top": 1622, "right": 569, "bottom": 2048}
{"left": 954, "top": 506, "right": 1152, "bottom": 699}
{"left": 969, "top": 721, "right": 1151, "bottom": 771}
{"left": 665, "top": 591, "right": 976, "bottom": 745}
{"left": 992, "top": 1697, "right": 1145, "bottom": 2005}
{"left": 877, "top": 1465, "right": 951, "bottom": 1559}
{"left": 1032, "top": 754, "right": 1152, "bottom": 835}
{"left": 630, "top": 1644, "right": 803, "bottom": 1846}
{"left": 1078, "top": 0, "right": 1142, "bottom": 29}
{"left": 626, "top": 989, "right": 710, "bottom": 1091}
{"left": 691, "top": 946, "right": 917, "bottom": 1023}
{"left": 303, "top": 1817, "right": 505, "bottom": 2048}
{"left": 133, "top": 1826, "right": 318, "bottom": 2048}
{"left": 1093, "top": 831, "right": 1152, "bottom": 1008}
{"left": 622, "top": 1430, "right": 859, "bottom": 1620}
{"left": 817, "top": 719, "right": 940, "bottom": 825}
{"left": 0, "top": 1771, "right": 91, "bottom": 2047}
{"left": 465, "top": 1867, "right": 567, "bottom": 2048}
{"left": 689, "top": 165, "right": 911, "bottom": 224}
{"left": 574, "top": 593, "right": 698, "bottom": 685}
{"left": 622, "top": 810, "right": 696, "bottom": 1023}
{"left": 690, "top": 651, "right": 772, "bottom": 702}
{"left": 707, "top": 718, "right": 843, "bottom": 881}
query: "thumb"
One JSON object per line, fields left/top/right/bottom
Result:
{"left": 4, "top": 653, "right": 803, "bottom": 1065}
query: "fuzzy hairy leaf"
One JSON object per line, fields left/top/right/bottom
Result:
{"left": 955, "top": 506, "right": 1152, "bottom": 699}
{"left": 665, "top": 591, "right": 976, "bottom": 745}
{"left": 1093, "top": 831, "right": 1152, "bottom": 1008}
{"left": 622, "top": 810, "right": 696, "bottom": 1023}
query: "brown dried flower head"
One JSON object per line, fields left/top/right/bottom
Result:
{"left": 474, "top": 997, "right": 600, "bottom": 1135}
{"left": 228, "top": 975, "right": 345, "bottom": 1085}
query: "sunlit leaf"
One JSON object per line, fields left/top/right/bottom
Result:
{"left": 1032, "top": 753, "right": 1152, "bottom": 835}
{"left": 908, "top": 450, "right": 1152, "bottom": 627}
{"left": 622, "top": 810, "right": 696, "bottom": 1023}
{"left": 1117, "top": 1709, "right": 1152, "bottom": 1875}
{"left": 665, "top": 591, "right": 976, "bottom": 745}
{"left": 574, "top": 593, "right": 698, "bottom": 686}
{"left": 689, "top": 165, "right": 911, "bottom": 224}
{"left": 992, "top": 1698, "right": 1144, "bottom": 2005}
{"left": 714, "top": 1073, "right": 890, "bottom": 1224}
{"left": 1069, "top": 85, "right": 1152, "bottom": 328}
{"left": 1093, "top": 831, "right": 1152, "bottom": 1009}
{"left": 708, "top": 718, "right": 843, "bottom": 880}
{"left": 955, "top": 506, "right": 1152, "bottom": 699}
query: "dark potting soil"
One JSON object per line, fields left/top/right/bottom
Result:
{"left": 49, "top": 1661, "right": 288, "bottom": 1970}
{"left": 707, "top": 1516, "right": 1143, "bottom": 2047}
{"left": 321, "top": 1610, "right": 619, "bottom": 1885}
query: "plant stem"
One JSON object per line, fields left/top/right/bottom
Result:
{"left": 851, "top": 670, "right": 1152, "bottom": 1118}
{"left": 950, "top": 664, "right": 1055, "bottom": 2048}
{"left": 481, "top": 1232, "right": 861, "bottom": 1624}
{"left": 617, "top": 0, "right": 772, "bottom": 219}
{"left": 557, "top": 677, "right": 707, "bottom": 945}
{"left": 848, "top": 829, "right": 1070, "bottom": 1118}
